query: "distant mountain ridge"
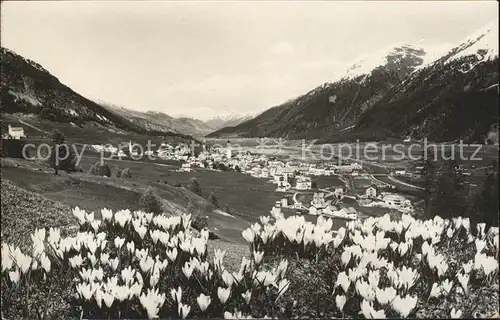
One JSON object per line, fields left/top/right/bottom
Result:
{"left": 208, "top": 22, "right": 499, "bottom": 144}
{"left": 102, "top": 105, "right": 254, "bottom": 137}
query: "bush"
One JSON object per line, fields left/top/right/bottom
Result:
{"left": 187, "top": 177, "right": 202, "bottom": 196}
{"left": 114, "top": 167, "right": 122, "bottom": 178}
{"left": 88, "top": 162, "right": 111, "bottom": 177}
{"left": 121, "top": 168, "right": 132, "bottom": 179}
{"left": 139, "top": 187, "right": 163, "bottom": 214}
{"left": 191, "top": 214, "right": 209, "bottom": 231}
{"left": 173, "top": 182, "right": 182, "bottom": 188}
{"left": 207, "top": 191, "right": 219, "bottom": 208}
{"left": 223, "top": 204, "right": 231, "bottom": 214}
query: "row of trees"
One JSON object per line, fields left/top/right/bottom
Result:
{"left": 423, "top": 156, "right": 499, "bottom": 231}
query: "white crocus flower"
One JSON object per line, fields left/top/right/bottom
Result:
{"left": 40, "top": 253, "right": 51, "bottom": 273}
{"left": 375, "top": 286, "right": 397, "bottom": 305}
{"left": 450, "top": 308, "right": 463, "bottom": 319}
{"left": 242, "top": 228, "right": 255, "bottom": 243}
{"left": 182, "top": 262, "right": 194, "bottom": 280}
{"left": 241, "top": 290, "right": 252, "bottom": 305}
{"left": 9, "top": 269, "right": 20, "bottom": 284}
{"left": 392, "top": 295, "right": 417, "bottom": 318}
{"left": 441, "top": 279, "right": 453, "bottom": 295}
{"left": 110, "top": 258, "right": 119, "bottom": 271}
{"left": 101, "top": 208, "right": 113, "bottom": 222}
{"left": 166, "top": 248, "right": 178, "bottom": 262}
{"left": 217, "top": 287, "right": 231, "bottom": 304}
{"left": 222, "top": 269, "right": 234, "bottom": 287}
{"left": 214, "top": 249, "right": 226, "bottom": 270}
{"left": 121, "top": 266, "right": 136, "bottom": 285}
{"left": 335, "top": 294, "right": 346, "bottom": 311}
{"left": 253, "top": 251, "right": 264, "bottom": 265}
{"left": 90, "top": 220, "right": 101, "bottom": 232}
{"left": 170, "top": 286, "right": 182, "bottom": 304}
{"left": 475, "top": 239, "right": 487, "bottom": 253}
{"left": 114, "top": 236, "right": 125, "bottom": 250}
{"left": 457, "top": 272, "right": 469, "bottom": 295}
{"left": 72, "top": 207, "right": 86, "bottom": 224}
{"left": 76, "top": 282, "right": 94, "bottom": 300}
{"left": 126, "top": 241, "right": 135, "bottom": 253}
{"left": 103, "top": 292, "right": 114, "bottom": 308}
{"left": 197, "top": 293, "right": 211, "bottom": 312}
{"left": 87, "top": 252, "right": 97, "bottom": 266}
{"left": 276, "top": 279, "right": 290, "bottom": 301}
{"left": 335, "top": 271, "right": 351, "bottom": 293}
{"left": 69, "top": 254, "right": 83, "bottom": 269}
{"left": 48, "top": 227, "right": 61, "bottom": 244}
{"left": 429, "top": 282, "right": 441, "bottom": 299}
{"left": 341, "top": 250, "right": 352, "bottom": 267}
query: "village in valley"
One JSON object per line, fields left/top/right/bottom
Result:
{"left": 83, "top": 137, "right": 421, "bottom": 224}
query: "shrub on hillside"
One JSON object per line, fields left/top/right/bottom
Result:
{"left": 223, "top": 204, "right": 231, "bottom": 214}
{"left": 187, "top": 177, "right": 202, "bottom": 196}
{"left": 173, "top": 182, "right": 182, "bottom": 188}
{"left": 88, "top": 162, "right": 111, "bottom": 177}
{"left": 191, "top": 214, "right": 209, "bottom": 231}
{"left": 139, "top": 187, "right": 162, "bottom": 214}
{"left": 114, "top": 167, "right": 122, "bottom": 178}
{"left": 207, "top": 192, "right": 219, "bottom": 208}
{"left": 121, "top": 168, "right": 132, "bottom": 179}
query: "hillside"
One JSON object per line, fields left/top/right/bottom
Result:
{"left": 0, "top": 47, "right": 194, "bottom": 143}
{"left": 208, "top": 22, "right": 499, "bottom": 143}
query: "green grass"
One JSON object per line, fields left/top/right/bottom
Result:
{"left": 0, "top": 179, "right": 78, "bottom": 250}
{"left": 1, "top": 160, "right": 252, "bottom": 243}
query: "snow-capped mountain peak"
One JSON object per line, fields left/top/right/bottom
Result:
{"left": 328, "top": 43, "right": 428, "bottom": 83}
{"left": 445, "top": 20, "right": 498, "bottom": 63}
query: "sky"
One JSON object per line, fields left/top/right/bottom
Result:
{"left": 1, "top": 1, "right": 498, "bottom": 120}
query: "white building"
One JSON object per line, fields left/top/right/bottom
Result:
{"left": 180, "top": 163, "right": 192, "bottom": 172}
{"left": 295, "top": 176, "right": 312, "bottom": 190}
{"left": 366, "top": 185, "right": 379, "bottom": 198}
{"left": 6, "top": 125, "right": 26, "bottom": 139}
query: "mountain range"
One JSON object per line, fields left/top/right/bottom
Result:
{"left": 208, "top": 21, "right": 499, "bottom": 144}
{"left": 0, "top": 46, "right": 252, "bottom": 139}
{"left": 2, "top": 21, "right": 498, "bottom": 144}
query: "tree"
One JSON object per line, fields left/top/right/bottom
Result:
{"left": 187, "top": 177, "right": 202, "bottom": 196}
{"left": 469, "top": 160, "right": 499, "bottom": 232}
{"left": 207, "top": 191, "right": 219, "bottom": 208}
{"left": 223, "top": 204, "right": 231, "bottom": 214}
{"left": 139, "top": 187, "right": 162, "bottom": 214}
{"left": 88, "top": 161, "right": 111, "bottom": 177}
{"left": 234, "top": 165, "right": 241, "bottom": 173}
{"left": 48, "top": 129, "right": 77, "bottom": 175}
{"left": 311, "top": 181, "right": 318, "bottom": 189}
